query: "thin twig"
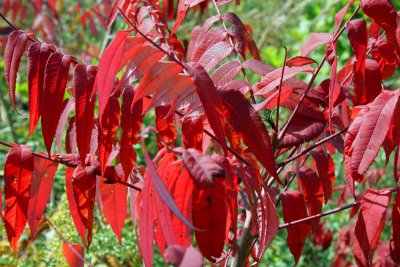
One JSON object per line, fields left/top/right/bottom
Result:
{"left": 43, "top": 214, "right": 93, "bottom": 267}
{"left": 277, "top": 127, "right": 348, "bottom": 167}
{"left": 275, "top": 47, "right": 288, "bottom": 137}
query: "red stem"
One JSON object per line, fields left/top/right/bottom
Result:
{"left": 275, "top": 47, "right": 288, "bottom": 137}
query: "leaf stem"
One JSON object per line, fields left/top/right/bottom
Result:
{"left": 275, "top": 47, "right": 288, "bottom": 137}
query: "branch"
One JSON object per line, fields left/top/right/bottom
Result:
{"left": 0, "top": 141, "right": 142, "bottom": 192}
{"left": 278, "top": 5, "right": 360, "bottom": 142}
{"left": 278, "top": 187, "right": 399, "bottom": 229}
{"left": 277, "top": 127, "right": 348, "bottom": 167}
{"left": 43, "top": 214, "right": 93, "bottom": 267}
{"left": 275, "top": 47, "right": 288, "bottom": 137}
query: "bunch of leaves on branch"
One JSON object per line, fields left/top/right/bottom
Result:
{"left": 1, "top": 0, "right": 400, "bottom": 266}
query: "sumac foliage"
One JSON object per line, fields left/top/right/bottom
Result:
{"left": 2, "top": 0, "right": 400, "bottom": 266}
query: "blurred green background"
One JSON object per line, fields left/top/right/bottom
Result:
{"left": 0, "top": 0, "right": 398, "bottom": 266}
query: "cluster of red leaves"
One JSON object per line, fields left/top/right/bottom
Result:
{"left": 2, "top": 0, "right": 400, "bottom": 266}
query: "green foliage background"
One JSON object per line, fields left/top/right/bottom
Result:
{"left": 0, "top": 0, "right": 398, "bottom": 266}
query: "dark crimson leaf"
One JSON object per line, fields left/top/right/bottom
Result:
{"left": 182, "top": 116, "right": 204, "bottom": 151}
{"left": 182, "top": 148, "right": 225, "bottom": 188}
{"left": 220, "top": 89, "right": 279, "bottom": 181}
{"left": 280, "top": 190, "right": 310, "bottom": 264}
{"left": 310, "top": 149, "right": 336, "bottom": 203}
{"left": 155, "top": 105, "right": 177, "bottom": 148}
{"left": 286, "top": 56, "right": 317, "bottom": 67}
{"left": 185, "top": 62, "right": 228, "bottom": 154}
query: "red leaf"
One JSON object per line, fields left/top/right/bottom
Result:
{"left": 299, "top": 167, "right": 323, "bottom": 231}
{"left": 310, "top": 149, "right": 336, "bottom": 203}
{"left": 172, "top": 0, "right": 207, "bottom": 35}
{"left": 27, "top": 42, "right": 52, "bottom": 135}
{"left": 354, "top": 188, "right": 392, "bottom": 267}
{"left": 165, "top": 245, "right": 203, "bottom": 267}
{"left": 155, "top": 105, "right": 177, "bottom": 148}
{"left": 347, "top": 19, "right": 368, "bottom": 106}
{"left": 391, "top": 192, "right": 400, "bottom": 264}
{"left": 334, "top": 0, "right": 356, "bottom": 35}
{"left": 182, "top": 116, "right": 204, "bottom": 151}
{"left": 63, "top": 242, "right": 84, "bottom": 267}
{"left": 139, "top": 171, "right": 154, "bottom": 267}
{"left": 350, "top": 91, "right": 399, "bottom": 176}
{"left": 280, "top": 190, "right": 311, "bottom": 264}
{"left": 254, "top": 65, "right": 314, "bottom": 96}
{"left": 120, "top": 87, "right": 143, "bottom": 177}
{"left": 71, "top": 165, "right": 96, "bottom": 246}
{"left": 42, "top": 52, "right": 72, "bottom": 155}
{"left": 134, "top": 62, "right": 184, "bottom": 103}
{"left": 65, "top": 167, "right": 88, "bottom": 246}
{"left": 27, "top": 156, "right": 57, "bottom": 236}
{"left": 185, "top": 62, "right": 228, "bottom": 154}
{"left": 220, "top": 89, "right": 279, "bottom": 181}
{"left": 192, "top": 178, "right": 227, "bottom": 261}
{"left": 74, "top": 64, "right": 96, "bottom": 166}
{"left": 197, "top": 41, "right": 233, "bottom": 72}
{"left": 211, "top": 61, "right": 242, "bottom": 87}
{"left": 97, "top": 29, "right": 131, "bottom": 127}
{"left": 3, "top": 145, "right": 33, "bottom": 251}
{"left": 98, "top": 97, "right": 120, "bottom": 175}
{"left": 100, "top": 173, "right": 127, "bottom": 242}
{"left": 188, "top": 27, "right": 228, "bottom": 62}
{"left": 182, "top": 148, "right": 225, "bottom": 188}
{"left": 286, "top": 56, "right": 317, "bottom": 67}
{"left": 301, "top": 32, "right": 333, "bottom": 57}
{"left": 4, "top": 30, "right": 29, "bottom": 113}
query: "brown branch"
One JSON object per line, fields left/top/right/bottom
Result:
{"left": 0, "top": 141, "right": 142, "bottom": 192}
{"left": 277, "top": 127, "right": 348, "bottom": 167}
{"left": 278, "top": 5, "right": 360, "bottom": 142}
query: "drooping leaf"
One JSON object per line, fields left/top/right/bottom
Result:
{"left": 100, "top": 167, "right": 127, "bottom": 242}
{"left": 310, "top": 149, "right": 336, "bottom": 203}
{"left": 182, "top": 116, "right": 204, "bottom": 151}
{"left": 65, "top": 167, "right": 88, "bottom": 246}
{"left": 55, "top": 99, "right": 75, "bottom": 155}
{"left": 354, "top": 188, "right": 391, "bottom": 267}
{"left": 120, "top": 87, "right": 143, "bottom": 178}
{"left": 41, "top": 52, "right": 72, "bottom": 155}
{"left": 74, "top": 64, "right": 97, "bottom": 166}
{"left": 298, "top": 167, "right": 323, "bottom": 231}
{"left": 182, "top": 148, "right": 225, "bottom": 188}
{"left": 192, "top": 178, "right": 227, "bottom": 261}
{"left": 185, "top": 62, "right": 228, "bottom": 154}
{"left": 27, "top": 155, "right": 57, "bottom": 236}
{"left": 71, "top": 165, "right": 97, "bottom": 247}
{"left": 391, "top": 192, "right": 400, "bottom": 264}
{"left": 63, "top": 242, "right": 84, "bottom": 267}
{"left": 4, "top": 30, "right": 29, "bottom": 112}
{"left": 27, "top": 42, "right": 52, "bottom": 135}
{"left": 198, "top": 41, "right": 233, "bottom": 72}
{"left": 346, "top": 19, "right": 368, "bottom": 106}
{"left": 280, "top": 190, "right": 311, "bottom": 264}
{"left": 98, "top": 96, "right": 120, "bottom": 176}
{"left": 188, "top": 27, "right": 228, "bottom": 62}
{"left": 3, "top": 145, "right": 33, "bottom": 251}
{"left": 97, "top": 29, "right": 132, "bottom": 127}
{"left": 220, "top": 89, "right": 279, "bottom": 181}
{"left": 155, "top": 105, "right": 177, "bottom": 148}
